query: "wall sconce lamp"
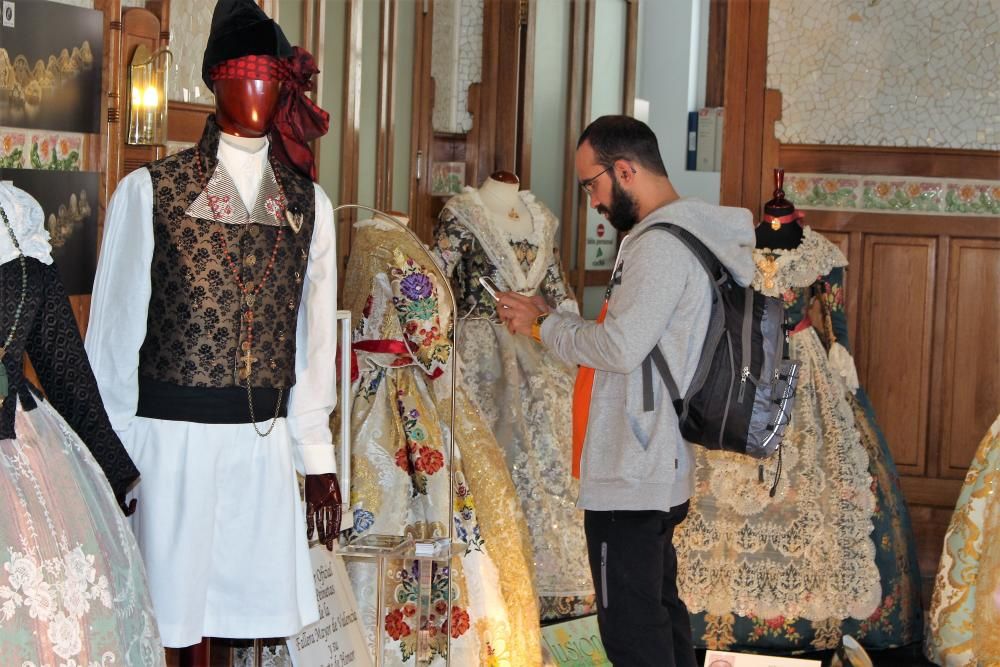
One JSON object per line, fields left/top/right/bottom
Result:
{"left": 127, "top": 45, "right": 172, "bottom": 146}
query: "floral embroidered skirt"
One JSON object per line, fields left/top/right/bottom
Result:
{"left": 0, "top": 397, "right": 164, "bottom": 666}
{"left": 925, "top": 413, "right": 1000, "bottom": 666}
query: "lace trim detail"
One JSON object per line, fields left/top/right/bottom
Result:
{"left": 677, "top": 328, "right": 880, "bottom": 621}
{"left": 0, "top": 184, "right": 52, "bottom": 265}
{"left": 752, "top": 226, "right": 847, "bottom": 297}
{"left": 442, "top": 189, "right": 557, "bottom": 293}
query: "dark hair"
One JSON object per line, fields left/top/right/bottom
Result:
{"left": 578, "top": 115, "right": 668, "bottom": 178}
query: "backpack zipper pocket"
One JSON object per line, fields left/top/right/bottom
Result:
{"left": 600, "top": 541, "right": 609, "bottom": 609}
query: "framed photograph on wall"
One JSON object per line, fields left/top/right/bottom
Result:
{"left": 430, "top": 161, "right": 465, "bottom": 197}
{"left": 0, "top": 0, "right": 104, "bottom": 134}
{"left": 0, "top": 168, "right": 99, "bottom": 294}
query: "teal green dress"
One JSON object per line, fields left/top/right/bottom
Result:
{"left": 676, "top": 227, "right": 923, "bottom": 652}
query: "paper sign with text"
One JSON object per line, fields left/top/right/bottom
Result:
{"left": 288, "top": 546, "right": 372, "bottom": 667}
{"left": 704, "top": 650, "right": 821, "bottom": 667}
{"left": 541, "top": 615, "right": 611, "bottom": 666}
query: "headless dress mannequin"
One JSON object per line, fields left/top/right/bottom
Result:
{"left": 476, "top": 170, "right": 532, "bottom": 237}
{"left": 755, "top": 168, "right": 803, "bottom": 250}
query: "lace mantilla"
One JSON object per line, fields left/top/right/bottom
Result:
{"left": 442, "top": 189, "right": 557, "bottom": 294}
{"left": 752, "top": 227, "right": 846, "bottom": 297}
{"left": 0, "top": 183, "right": 52, "bottom": 266}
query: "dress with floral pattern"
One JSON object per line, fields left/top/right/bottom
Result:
{"left": 676, "top": 226, "right": 923, "bottom": 652}
{"left": 925, "top": 413, "right": 1000, "bottom": 667}
{"left": 339, "top": 219, "right": 541, "bottom": 666}
{"left": 432, "top": 189, "right": 594, "bottom": 621}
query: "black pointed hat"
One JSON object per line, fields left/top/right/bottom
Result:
{"left": 201, "top": 0, "right": 292, "bottom": 90}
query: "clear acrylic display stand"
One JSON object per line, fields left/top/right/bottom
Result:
{"left": 331, "top": 205, "right": 463, "bottom": 667}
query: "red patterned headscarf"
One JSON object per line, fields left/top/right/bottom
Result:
{"left": 209, "top": 47, "right": 330, "bottom": 181}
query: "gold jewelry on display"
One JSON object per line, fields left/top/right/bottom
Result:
{"left": 771, "top": 219, "right": 782, "bottom": 231}
{"left": 508, "top": 208, "right": 520, "bottom": 220}
{"left": 756, "top": 255, "right": 779, "bottom": 291}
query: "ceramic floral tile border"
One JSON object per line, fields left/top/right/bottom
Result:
{"left": 786, "top": 173, "right": 1000, "bottom": 216}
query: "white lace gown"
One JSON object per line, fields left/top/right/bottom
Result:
{"left": 0, "top": 184, "right": 164, "bottom": 666}
{"left": 432, "top": 189, "right": 594, "bottom": 620}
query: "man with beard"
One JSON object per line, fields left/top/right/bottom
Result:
{"left": 497, "top": 115, "right": 755, "bottom": 666}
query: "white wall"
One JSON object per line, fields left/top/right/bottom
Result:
{"left": 637, "top": 0, "right": 721, "bottom": 204}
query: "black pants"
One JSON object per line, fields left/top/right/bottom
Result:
{"left": 585, "top": 502, "right": 696, "bottom": 667}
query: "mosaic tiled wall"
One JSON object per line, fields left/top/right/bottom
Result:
{"left": 166, "top": 0, "right": 214, "bottom": 104}
{"left": 786, "top": 173, "right": 1000, "bottom": 216}
{"left": 768, "top": 0, "right": 999, "bottom": 150}
{"left": 431, "top": 0, "right": 483, "bottom": 133}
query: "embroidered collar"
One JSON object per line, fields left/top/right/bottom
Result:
{"left": 187, "top": 115, "right": 289, "bottom": 228}
{"left": 443, "top": 188, "right": 556, "bottom": 293}
{"left": 186, "top": 160, "right": 287, "bottom": 227}
{"left": 751, "top": 226, "right": 847, "bottom": 297}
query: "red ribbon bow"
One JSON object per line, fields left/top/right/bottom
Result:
{"left": 271, "top": 47, "right": 330, "bottom": 181}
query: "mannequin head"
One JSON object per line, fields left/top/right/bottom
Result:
{"left": 214, "top": 78, "right": 281, "bottom": 137}
{"left": 755, "top": 168, "right": 803, "bottom": 250}
{"left": 489, "top": 170, "right": 519, "bottom": 185}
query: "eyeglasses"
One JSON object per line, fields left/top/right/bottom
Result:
{"left": 578, "top": 166, "right": 612, "bottom": 195}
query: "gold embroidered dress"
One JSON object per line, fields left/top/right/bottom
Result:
{"left": 433, "top": 189, "right": 594, "bottom": 620}
{"left": 676, "top": 227, "right": 922, "bottom": 651}
{"left": 925, "top": 413, "right": 1000, "bottom": 666}
{"left": 340, "top": 218, "right": 541, "bottom": 666}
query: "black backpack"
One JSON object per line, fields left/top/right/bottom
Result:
{"left": 636, "top": 223, "right": 800, "bottom": 470}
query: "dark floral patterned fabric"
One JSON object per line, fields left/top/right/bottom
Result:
{"left": 0, "top": 258, "right": 139, "bottom": 498}
{"left": 139, "top": 116, "right": 315, "bottom": 389}
{"left": 432, "top": 209, "right": 576, "bottom": 322}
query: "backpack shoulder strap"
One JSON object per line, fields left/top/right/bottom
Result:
{"left": 637, "top": 222, "right": 726, "bottom": 414}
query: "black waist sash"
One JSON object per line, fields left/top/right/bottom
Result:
{"left": 136, "top": 376, "right": 289, "bottom": 424}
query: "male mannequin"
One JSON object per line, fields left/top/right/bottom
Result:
{"left": 86, "top": 0, "right": 339, "bottom": 650}
{"left": 476, "top": 170, "right": 532, "bottom": 236}
{"left": 755, "top": 168, "right": 803, "bottom": 250}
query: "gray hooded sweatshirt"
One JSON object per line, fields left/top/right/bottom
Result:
{"left": 541, "top": 198, "right": 755, "bottom": 512}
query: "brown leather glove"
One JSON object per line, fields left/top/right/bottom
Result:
{"left": 305, "top": 472, "right": 342, "bottom": 551}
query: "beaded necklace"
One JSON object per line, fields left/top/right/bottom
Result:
{"left": 0, "top": 203, "right": 28, "bottom": 400}
{"left": 195, "top": 147, "right": 288, "bottom": 436}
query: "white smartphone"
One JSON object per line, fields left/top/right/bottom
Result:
{"left": 479, "top": 276, "right": 501, "bottom": 301}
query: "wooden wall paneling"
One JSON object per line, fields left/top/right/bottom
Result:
{"left": 560, "top": 0, "right": 583, "bottom": 269}
{"left": 91, "top": 0, "right": 121, "bottom": 252}
{"left": 374, "top": 0, "right": 398, "bottom": 211}
{"left": 338, "top": 0, "right": 364, "bottom": 256}
{"left": 858, "top": 234, "right": 937, "bottom": 476}
{"left": 473, "top": 0, "right": 501, "bottom": 186}
{"left": 302, "top": 0, "right": 327, "bottom": 175}
{"left": 167, "top": 102, "right": 213, "bottom": 143}
{"left": 939, "top": 238, "right": 1000, "bottom": 476}
{"left": 779, "top": 144, "right": 1000, "bottom": 180}
{"left": 622, "top": 0, "right": 638, "bottom": 117}
{"left": 719, "top": 0, "right": 771, "bottom": 214}
{"left": 516, "top": 0, "right": 535, "bottom": 186}
{"left": 407, "top": 0, "right": 433, "bottom": 236}
{"left": 493, "top": 0, "right": 522, "bottom": 175}
{"left": 718, "top": 0, "right": 749, "bottom": 207}
{"left": 705, "top": 0, "right": 727, "bottom": 108}
{"left": 572, "top": 0, "right": 596, "bottom": 298}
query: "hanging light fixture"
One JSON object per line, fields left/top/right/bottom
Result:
{"left": 127, "top": 45, "right": 172, "bottom": 146}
